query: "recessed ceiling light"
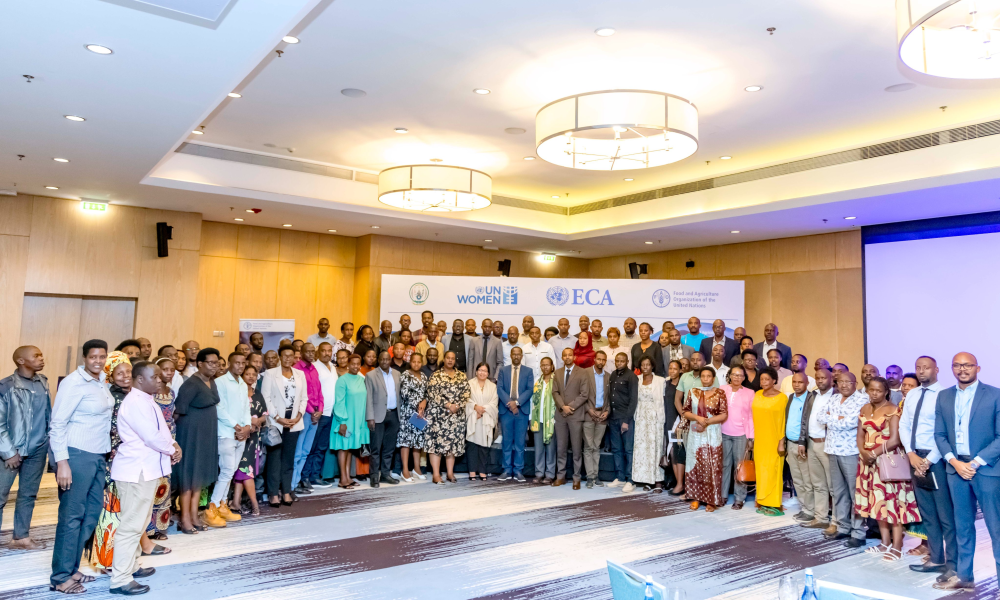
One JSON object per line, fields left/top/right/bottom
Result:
{"left": 85, "top": 44, "right": 113, "bottom": 55}
{"left": 245, "top": 209, "right": 255, "bottom": 213}
{"left": 744, "top": 85, "right": 763, "bottom": 92}
{"left": 484, "top": 239, "right": 492, "bottom": 242}
{"left": 473, "top": 88, "right": 491, "bottom": 95}
{"left": 720, "top": 156, "right": 732, "bottom": 160}
{"left": 523, "top": 157, "right": 536, "bottom": 162}
{"left": 623, "top": 178, "right": 634, "bottom": 181}
{"left": 504, "top": 127, "right": 526, "bottom": 135}
{"left": 282, "top": 223, "right": 292, "bottom": 227}
{"left": 644, "top": 241, "right": 653, "bottom": 245}
{"left": 885, "top": 83, "right": 916, "bottom": 93}
{"left": 234, "top": 218, "right": 244, "bottom": 221}
{"left": 191, "top": 130, "right": 204, "bottom": 135}
{"left": 282, "top": 35, "right": 300, "bottom": 44}
{"left": 429, "top": 158, "right": 443, "bottom": 162}
{"left": 394, "top": 127, "right": 408, "bottom": 134}
{"left": 45, "top": 186, "right": 59, "bottom": 190}
{"left": 53, "top": 158, "right": 69, "bottom": 163}
{"left": 64, "top": 115, "right": 85, "bottom": 122}
{"left": 371, "top": 225, "right": 380, "bottom": 229}
{"left": 844, "top": 216, "right": 857, "bottom": 220}
{"left": 341, "top": 88, "right": 366, "bottom": 98}
{"left": 328, "top": 229, "right": 337, "bottom": 233}
{"left": 595, "top": 27, "right": 616, "bottom": 37}
{"left": 228, "top": 92, "right": 242, "bottom": 98}
{"left": 731, "top": 230, "right": 740, "bottom": 234}
{"left": 551, "top": 195, "right": 560, "bottom": 199}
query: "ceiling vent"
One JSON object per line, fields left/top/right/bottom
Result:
{"left": 117, "top": 0, "right": 237, "bottom": 24}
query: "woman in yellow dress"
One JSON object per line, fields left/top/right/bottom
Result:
{"left": 751, "top": 367, "right": 788, "bottom": 516}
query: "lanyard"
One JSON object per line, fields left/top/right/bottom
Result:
{"left": 955, "top": 387, "right": 975, "bottom": 428}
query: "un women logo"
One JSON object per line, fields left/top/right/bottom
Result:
{"left": 409, "top": 283, "right": 429, "bottom": 305}
{"left": 651, "top": 289, "right": 671, "bottom": 308}
{"left": 546, "top": 286, "right": 569, "bottom": 306}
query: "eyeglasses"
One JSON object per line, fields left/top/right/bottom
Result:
{"left": 952, "top": 363, "right": 978, "bottom": 370}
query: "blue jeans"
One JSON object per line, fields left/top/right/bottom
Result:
{"left": 292, "top": 414, "right": 318, "bottom": 488}
{"left": 607, "top": 417, "right": 634, "bottom": 482}
{"left": 0, "top": 444, "right": 47, "bottom": 539}
{"left": 499, "top": 411, "right": 529, "bottom": 475}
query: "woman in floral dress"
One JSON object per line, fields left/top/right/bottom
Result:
{"left": 397, "top": 352, "right": 428, "bottom": 481}
{"left": 232, "top": 364, "right": 267, "bottom": 515}
{"left": 630, "top": 356, "right": 666, "bottom": 491}
{"left": 424, "top": 352, "right": 471, "bottom": 484}
{"left": 681, "top": 366, "right": 728, "bottom": 511}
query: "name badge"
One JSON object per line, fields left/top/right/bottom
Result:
{"left": 956, "top": 431, "right": 966, "bottom": 444}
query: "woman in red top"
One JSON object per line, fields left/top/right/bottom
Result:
{"left": 573, "top": 331, "right": 596, "bottom": 368}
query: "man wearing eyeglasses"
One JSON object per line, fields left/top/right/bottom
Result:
{"left": 932, "top": 352, "right": 1000, "bottom": 592}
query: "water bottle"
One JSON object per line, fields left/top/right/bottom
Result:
{"left": 778, "top": 576, "right": 797, "bottom": 600}
{"left": 801, "top": 569, "right": 818, "bottom": 600}
{"left": 645, "top": 576, "right": 654, "bottom": 599}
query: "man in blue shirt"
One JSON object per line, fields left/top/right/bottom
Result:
{"left": 783, "top": 373, "right": 817, "bottom": 524}
{"left": 584, "top": 351, "right": 611, "bottom": 488}
{"left": 680, "top": 317, "right": 707, "bottom": 350}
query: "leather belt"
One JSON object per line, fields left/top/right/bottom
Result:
{"left": 810, "top": 437, "right": 826, "bottom": 443}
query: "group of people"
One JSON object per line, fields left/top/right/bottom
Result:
{"left": 0, "top": 310, "right": 998, "bottom": 595}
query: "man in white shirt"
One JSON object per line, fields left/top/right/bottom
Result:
{"left": 521, "top": 327, "right": 555, "bottom": 383}
{"left": 800, "top": 367, "right": 835, "bottom": 531}
{"left": 819, "top": 372, "right": 869, "bottom": 547}
{"left": 780, "top": 354, "right": 817, "bottom": 396}
{"left": 180, "top": 340, "right": 199, "bottom": 377}
{"left": 620, "top": 318, "right": 640, "bottom": 350}
{"left": 549, "top": 318, "right": 576, "bottom": 357}
{"left": 307, "top": 318, "right": 336, "bottom": 348}
{"left": 900, "top": 356, "right": 956, "bottom": 581}
{"left": 766, "top": 349, "right": 793, "bottom": 387}
{"left": 709, "top": 344, "right": 729, "bottom": 383}
{"left": 109, "top": 361, "right": 181, "bottom": 595}
{"left": 207, "top": 353, "right": 250, "bottom": 526}
{"left": 302, "top": 344, "right": 345, "bottom": 488}
{"left": 502, "top": 327, "right": 521, "bottom": 367}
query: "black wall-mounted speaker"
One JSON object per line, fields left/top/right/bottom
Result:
{"left": 497, "top": 259, "right": 512, "bottom": 277}
{"left": 628, "top": 262, "right": 648, "bottom": 279}
{"left": 685, "top": 260, "right": 695, "bottom": 268}
{"left": 156, "top": 222, "right": 173, "bottom": 258}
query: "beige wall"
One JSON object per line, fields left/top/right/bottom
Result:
{"left": 589, "top": 230, "right": 864, "bottom": 371}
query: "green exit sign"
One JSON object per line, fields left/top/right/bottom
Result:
{"left": 540, "top": 254, "right": 556, "bottom": 263}
{"left": 81, "top": 201, "right": 108, "bottom": 212}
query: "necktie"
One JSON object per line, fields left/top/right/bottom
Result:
{"left": 910, "top": 387, "right": 928, "bottom": 451}
{"left": 511, "top": 367, "right": 518, "bottom": 402}
{"left": 565, "top": 367, "right": 571, "bottom": 388}
{"left": 483, "top": 336, "right": 489, "bottom": 360}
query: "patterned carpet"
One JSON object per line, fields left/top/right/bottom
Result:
{"left": 1, "top": 474, "right": 996, "bottom": 599}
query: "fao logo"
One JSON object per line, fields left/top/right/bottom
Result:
{"left": 241, "top": 322, "right": 253, "bottom": 331}
{"left": 409, "top": 283, "right": 429, "bottom": 305}
{"left": 651, "top": 289, "right": 671, "bottom": 308}
{"left": 546, "top": 286, "right": 569, "bottom": 306}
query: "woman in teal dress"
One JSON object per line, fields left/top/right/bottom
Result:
{"left": 331, "top": 354, "right": 370, "bottom": 489}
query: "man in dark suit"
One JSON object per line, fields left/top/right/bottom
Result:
{"left": 552, "top": 348, "right": 591, "bottom": 489}
{"left": 932, "top": 352, "right": 1000, "bottom": 591}
{"left": 583, "top": 350, "right": 611, "bottom": 488}
{"left": 478, "top": 318, "right": 504, "bottom": 381}
{"left": 496, "top": 347, "right": 534, "bottom": 483}
{"left": 365, "top": 351, "right": 402, "bottom": 488}
{"left": 442, "top": 319, "right": 481, "bottom": 379}
{"left": 699, "top": 319, "right": 739, "bottom": 366}
{"left": 753, "top": 323, "right": 791, "bottom": 370}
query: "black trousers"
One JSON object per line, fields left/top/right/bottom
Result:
{"left": 265, "top": 429, "right": 300, "bottom": 497}
{"left": 913, "top": 455, "right": 957, "bottom": 570}
{"left": 51, "top": 448, "right": 106, "bottom": 586}
{"left": 370, "top": 409, "right": 399, "bottom": 479}
{"left": 466, "top": 441, "right": 491, "bottom": 474}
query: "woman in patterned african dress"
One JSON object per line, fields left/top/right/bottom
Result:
{"left": 424, "top": 351, "right": 470, "bottom": 484}
{"left": 681, "top": 366, "right": 728, "bottom": 511}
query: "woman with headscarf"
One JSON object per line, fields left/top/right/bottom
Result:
{"left": 425, "top": 352, "right": 471, "bottom": 484}
{"left": 530, "top": 356, "right": 558, "bottom": 484}
{"left": 630, "top": 356, "right": 666, "bottom": 492}
{"left": 173, "top": 348, "right": 222, "bottom": 533}
{"left": 681, "top": 366, "right": 728, "bottom": 511}
{"left": 573, "top": 331, "right": 596, "bottom": 369}
{"left": 90, "top": 352, "right": 132, "bottom": 571}
{"left": 354, "top": 325, "right": 376, "bottom": 364}
{"left": 232, "top": 364, "right": 267, "bottom": 515}
{"left": 466, "top": 362, "right": 499, "bottom": 481}
{"left": 147, "top": 357, "right": 177, "bottom": 540}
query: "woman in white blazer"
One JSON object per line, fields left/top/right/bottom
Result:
{"left": 466, "top": 362, "right": 499, "bottom": 480}
{"left": 261, "top": 347, "right": 308, "bottom": 507}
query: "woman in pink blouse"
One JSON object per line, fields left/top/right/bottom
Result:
{"left": 720, "top": 365, "right": 755, "bottom": 510}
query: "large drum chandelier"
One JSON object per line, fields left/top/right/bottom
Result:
{"left": 378, "top": 164, "right": 492, "bottom": 212}
{"left": 535, "top": 90, "right": 698, "bottom": 171}
{"left": 897, "top": 0, "right": 1000, "bottom": 78}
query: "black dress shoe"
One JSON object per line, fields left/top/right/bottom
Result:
{"left": 370, "top": 480, "right": 380, "bottom": 488}
{"left": 844, "top": 538, "right": 865, "bottom": 548}
{"left": 293, "top": 484, "right": 312, "bottom": 495}
{"left": 910, "top": 563, "right": 948, "bottom": 573}
{"left": 382, "top": 475, "right": 399, "bottom": 485}
{"left": 109, "top": 581, "right": 150, "bottom": 595}
{"left": 132, "top": 567, "right": 156, "bottom": 579}
{"left": 824, "top": 531, "right": 849, "bottom": 540}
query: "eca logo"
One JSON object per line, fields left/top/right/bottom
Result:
{"left": 546, "top": 286, "right": 614, "bottom": 306}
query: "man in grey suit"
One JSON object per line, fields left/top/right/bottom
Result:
{"left": 552, "top": 347, "right": 591, "bottom": 490}
{"left": 442, "top": 319, "right": 481, "bottom": 379}
{"left": 753, "top": 323, "right": 792, "bottom": 370}
{"left": 662, "top": 328, "right": 695, "bottom": 363}
{"left": 584, "top": 350, "right": 611, "bottom": 488}
{"left": 365, "top": 351, "right": 402, "bottom": 488}
{"left": 478, "top": 318, "right": 504, "bottom": 381}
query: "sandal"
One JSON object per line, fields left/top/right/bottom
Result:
{"left": 866, "top": 543, "right": 890, "bottom": 555}
{"left": 179, "top": 527, "right": 199, "bottom": 535}
{"left": 732, "top": 501, "right": 744, "bottom": 510}
{"left": 250, "top": 507, "right": 261, "bottom": 516}
{"left": 193, "top": 523, "right": 208, "bottom": 531}
{"left": 479, "top": 475, "right": 488, "bottom": 481}
{"left": 883, "top": 547, "right": 903, "bottom": 562}
{"left": 71, "top": 573, "right": 95, "bottom": 584}
{"left": 49, "top": 581, "right": 86, "bottom": 594}
{"left": 706, "top": 505, "right": 716, "bottom": 513}
{"left": 149, "top": 531, "right": 169, "bottom": 541}
{"left": 141, "top": 544, "right": 171, "bottom": 556}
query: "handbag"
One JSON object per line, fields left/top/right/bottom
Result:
{"left": 360, "top": 443, "right": 371, "bottom": 458}
{"left": 660, "top": 433, "right": 671, "bottom": 468}
{"left": 263, "top": 424, "right": 282, "bottom": 447}
{"left": 737, "top": 445, "right": 756, "bottom": 483}
{"left": 877, "top": 443, "right": 911, "bottom": 482}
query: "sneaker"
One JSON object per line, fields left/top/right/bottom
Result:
{"left": 514, "top": 472, "right": 526, "bottom": 483}
{"left": 202, "top": 504, "right": 227, "bottom": 528}
{"left": 301, "top": 479, "right": 314, "bottom": 491}
{"left": 801, "top": 519, "right": 829, "bottom": 529}
{"left": 310, "top": 479, "right": 333, "bottom": 488}
{"left": 216, "top": 501, "right": 242, "bottom": 522}
{"left": 793, "top": 511, "right": 813, "bottom": 522}
{"left": 497, "top": 472, "right": 512, "bottom": 481}
{"left": 593, "top": 479, "right": 605, "bottom": 487}
{"left": 586, "top": 480, "right": 594, "bottom": 489}
{"left": 293, "top": 484, "right": 312, "bottom": 495}
{"left": 622, "top": 482, "right": 635, "bottom": 493}
{"left": 607, "top": 479, "right": 623, "bottom": 488}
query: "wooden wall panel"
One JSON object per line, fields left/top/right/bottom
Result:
{"left": 142, "top": 209, "right": 202, "bottom": 251}
{"left": 79, "top": 298, "right": 136, "bottom": 350}
{"left": 835, "top": 268, "right": 865, "bottom": 371}
{"left": 319, "top": 234, "right": 357, "bottom": 268}
{"left": 316, "top": 266, "right": 354, "bottom": 330}
{"left": 194, "top": 256, "right": 237, "bottom": 351}
{"left": 0, "top": 196, "right": 33, "bottom": 237}
{"left": 237, "top": 225, "right": 281, "bottom": 261}
{"left": 19, "top": 295, "right": 82, "bottom": 382}
{"left": 26, "top": 197, "right": 143, "bottom": 297}
{"left": 276, "top": 262, "right": 319, "bottom": 340}
{"left": 135, "top": 247, "right": 199, "bottom": 349}
{"left": 352, "top": 266, "right": 372, "bottom": 331}
{"left": 835, "top": 230, "right": 863, "bottom": 269}
{"left": 279, "top": 230, "right": 320, "bottom": 265}
{"left": 0, "top": 235, "right": 30, "bottom": 372}
{"left": 200, "top": 222, "right": 238, "bottom": 257}
{"left": 770, "top": 270, "right": 840, "bottom": 368}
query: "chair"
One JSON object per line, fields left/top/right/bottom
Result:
{"left": 607, "top": 560, "right": 667, "bottom": 600}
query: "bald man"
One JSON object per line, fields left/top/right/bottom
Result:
{"left": 181, "top": 340, "right": 200, "bottom": 377}
{"left": 818, "top": 371, "right": 869, "bottom": 547}
{"left": 0, "top": 346, "right": 51, "bottom": 550}
{"left": 754, "top": 323, "right": 791, "bottom": 370}
{"left": 932, "top": 352, "right": 1000, "bottom": 591}
{"left": 860, "top": 364, "right": 880, "bottom": 387}
{"left": 698, "top": 319, "right": 739, "bottom": 365}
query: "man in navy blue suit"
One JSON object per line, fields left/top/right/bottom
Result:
{"left": 933, "top": 352, "right": 1000, "bottom": 591}
{"left": 496, "top": 346, "right": 534, "bottom": 483}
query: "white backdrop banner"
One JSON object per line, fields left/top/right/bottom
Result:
{"left": 379, "top": 275, "right": 744, "bottom": 333}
